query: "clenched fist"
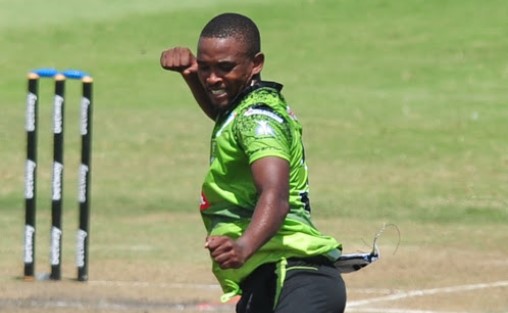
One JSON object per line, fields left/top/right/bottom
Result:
{"left": 160, "top": 47, "right": 198, "bottom": 76}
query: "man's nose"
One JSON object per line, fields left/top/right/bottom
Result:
{"left": 206, "top": 71, "right": 222, "bottom": 85}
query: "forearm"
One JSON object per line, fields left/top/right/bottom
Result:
{"left": 182, "top": 73, "right": 217, "bottom": 120}
{"left": 237, "top": 191, "right": 289, "bottom": 259}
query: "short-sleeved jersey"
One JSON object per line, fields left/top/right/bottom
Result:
{"left": 199, "top": 81, "right": 341, "bottom": 301}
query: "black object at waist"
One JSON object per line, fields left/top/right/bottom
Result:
{"left": 286, "top": 255, "right": 334, "bottom": 267}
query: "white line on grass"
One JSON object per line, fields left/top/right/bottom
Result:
{"left": 347, "top": 280, "right": 508, "bottom": 308}
{"left": 88, "top": 279, "right": 508, "bottom": 312}
{"left": 347, "top": 308, "right": 466, "bottom": 313}
{"left": 349, "top": 288, "right": 400, "bottom": 295}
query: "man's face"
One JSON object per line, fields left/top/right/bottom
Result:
{"left": 197, "top": 36, "right": 263, "bottom": 111}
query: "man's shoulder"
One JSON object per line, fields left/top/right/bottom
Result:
{"left": 239, "top": 81, "right": 283, "bottom": 104}
{"left": 249, "top": 81, "right": 284, "bottom": 102}
{"left": 236, "top": 82, "right": 286, "bottom": 114}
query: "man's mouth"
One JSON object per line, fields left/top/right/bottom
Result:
{"left": 208, "top": 88, "right": 229, "bottom": 105}
{"left": 210, "top": 88, "right": 226, "bottom": 96}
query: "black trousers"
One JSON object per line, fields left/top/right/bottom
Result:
{"left": 236, "top": 257, "right": 347, "bottom": 313}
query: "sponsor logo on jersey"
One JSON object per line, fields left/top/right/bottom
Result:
{"left": 255, "top": 120, "right": 275, "bottom": 136}
{"left": 200, "top": 192, "right": 210, "bottom": 211}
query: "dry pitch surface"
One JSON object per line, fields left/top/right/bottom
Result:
{"left": 1, "top": 219, "right": 507, "bottom": 313}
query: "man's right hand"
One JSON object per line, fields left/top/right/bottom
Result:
{"left": 160, "top": 46, "right": 217, "bottom": 120}
{"left": 160, "top": 47, "right": 198, "bottom": 76}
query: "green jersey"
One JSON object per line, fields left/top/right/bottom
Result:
{"left": 199, "top": 81, "right": 341, "bottom": 301}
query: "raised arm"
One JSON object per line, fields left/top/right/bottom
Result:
{"left": 160, "top": 47, "right": 218, "bottom": 120}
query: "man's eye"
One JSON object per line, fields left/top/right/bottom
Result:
{"left": 199, "top": 64, "right": 210, "bottom": 71}
{"left": 219, "top": 63, "right": 235, "bottom": 72}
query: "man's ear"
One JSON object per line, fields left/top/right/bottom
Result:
{"left": 252, "top": 52, "right": 265, "bottom": 75}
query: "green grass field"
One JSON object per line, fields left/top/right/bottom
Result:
{"left": 1, "top": 0, "right": 507, "bottom": 312}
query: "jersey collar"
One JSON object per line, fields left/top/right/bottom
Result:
{"left": 218, "top": 81, "right": 283, "bottom": 120}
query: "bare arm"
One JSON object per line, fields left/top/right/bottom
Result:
{"left": 160, "top": 47, "right": 218, "bottom": 120}
{"left": 206, "top": 156, "right": 290, "bottom": 268}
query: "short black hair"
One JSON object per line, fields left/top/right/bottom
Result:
{"left": 200, "top": 13, "right": 261, "bottom": 57}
